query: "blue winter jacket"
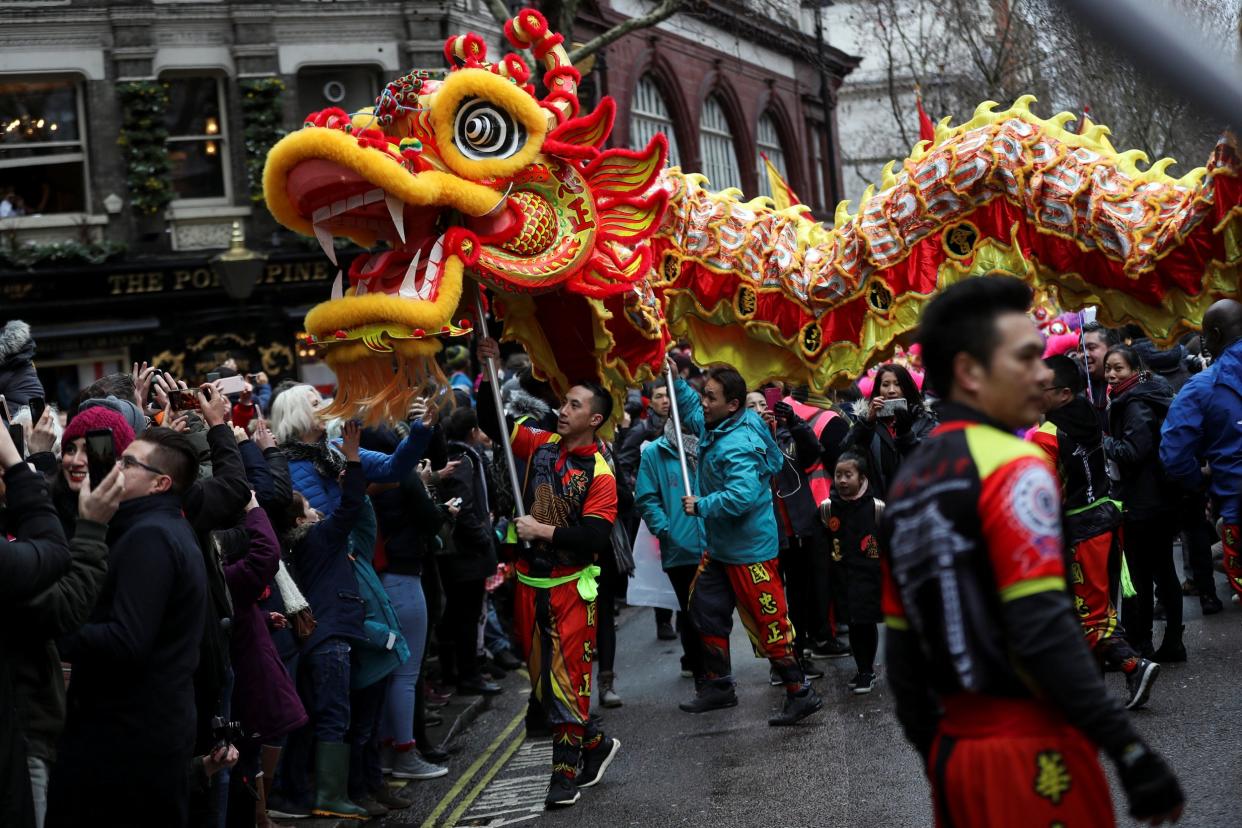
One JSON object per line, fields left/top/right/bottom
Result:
{"left": 673, "top": 378, "right": 784, "bottom": 564}
{"left": 635, "top": 436, "right": 706, "bottom": 569}
{"left": 1161, "top": 338, "right": 1242, "bottom": 522}
{"left": 349, "top": 496, "right": 410, "bottom": 690}
{"left": 288, "top": 421, "right": 431, "bottom": 517}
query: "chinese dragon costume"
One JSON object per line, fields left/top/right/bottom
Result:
{"left": 263, "top": 7, "right": 1242, "bottom": 424}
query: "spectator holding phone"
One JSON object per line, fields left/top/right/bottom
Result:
{"left": 48, "top": 428, "right": 207, "bottom": 828}
{"left": 844, "top": 363, "right": 936, "bottom": 497}
{"left": 32, "top": 407, "right": 136, "bottom": 538}
{"left": 271, "top": 384, "right": 434, "bottom": 518}
{"left": 0, "top": 418, "right": 73, "bottom": 828}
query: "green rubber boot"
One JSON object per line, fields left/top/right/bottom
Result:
{"left": 312, "top": 741, "right": 369, "bottom": 820}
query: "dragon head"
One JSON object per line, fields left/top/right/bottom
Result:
{"left": 264, "top": 8, "right": 668, "bottom": 421}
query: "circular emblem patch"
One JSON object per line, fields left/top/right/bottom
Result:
{"left": 828, "top": 516, "right": 841, "bottom": 533}
{"left": 1009, "top": 465, "right": 1060, "bottom": 540}
{"left": 942, "top": 221, "right": 980, "bottom": 258}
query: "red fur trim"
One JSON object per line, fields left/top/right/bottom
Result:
{"left": 518, "top": 9, "right": 549, "bottom": 40}
{"left": 502, "top": 53, "right": 532, "bottom": 84}
{"left": 543, "top": 89, "right": 580, "bottom": 118}
{"left": 539, "top": 100, "right": 570, "bottom": 126}
{"left": 533, "top": 33, "right": 565, "bottom": 61}
{"left": 443, "top": 36, "right": 461, "bottom": 66}
{"left": 462, "top": 33, "right": 488, "bottom": 66}
{"left": 541, "top": 139, "right": 600, "bottom": 160}
{"left": 304, "top": 107, "right": 351, "bottom": 129}
{"left": 583, "top": 136, "right": 667, "bottom": 198}
{"left": 445, "top": 227, "right": 482, "bottom": 265}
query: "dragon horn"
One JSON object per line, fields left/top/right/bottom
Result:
{"left": 504, "top": 7, "right": 581, "bottom": 125}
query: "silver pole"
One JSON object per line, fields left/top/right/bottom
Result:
{"left": 474, "top": 284, "right": 527, "bottom": 519}
{"left": 664, "top": 361, "right": 694, "bottom": 497}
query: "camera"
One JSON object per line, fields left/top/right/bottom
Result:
{"left": 210, "top": 715, "right": 244, "bottom": 751}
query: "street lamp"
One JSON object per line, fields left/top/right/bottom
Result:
{"left": 211, "top": 220, "right": 267, "bottom": 300}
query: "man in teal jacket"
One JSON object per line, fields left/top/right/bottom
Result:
{"left": 674, "top": 365, "right": 823, "bottom": 726}
{"left": 635, "top": 417, "right": 708, "bottom": 681}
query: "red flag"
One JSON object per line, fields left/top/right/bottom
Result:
{"left": 916, "top": 90, "right": 935, "bottom": 144}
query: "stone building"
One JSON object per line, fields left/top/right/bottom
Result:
{"left": 0, "top": 0, "right": 855, "bottom": 406}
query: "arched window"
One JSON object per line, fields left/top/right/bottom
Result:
{"left": 699, "top": 95, "right": 742, "bottom": 191}
{"left": 630, "top": 75, "right": 681, "bottom": 167}
{"left": 755, "top": 113, "right": 789, "bottom": 200}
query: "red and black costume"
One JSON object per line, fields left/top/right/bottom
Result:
{"left": 881, "top": 402, "right": 1163, "bottom": 827}
{"left": 1029, "top": 395, "right": 1142, "bottom": 673}
{"left": 507, "top": 423, "right": 617, "bottom": 780}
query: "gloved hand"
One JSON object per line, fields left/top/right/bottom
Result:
{"left": 1115, "top": 742, "right": 1184, "bottom": 824}
{"left": 773, "top": 401, "right": 799, "bottom": 425}
{"left": 893, "top": 405, "right": 914, "bottom": 435}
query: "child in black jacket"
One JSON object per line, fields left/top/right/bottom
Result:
{"left": 820, "top": 450, "right": 885, "bottom": 695}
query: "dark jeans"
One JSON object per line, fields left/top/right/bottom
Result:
{"left": 666, "top": 563, "right": 705, "bottom": 677}
{"left": 348, "top": 677, "right": 390, "bottom": 799}
{"left": 440, "top": 578, "right": 485, "bottom": 683}
{"left": 779, "top": 534, "right": 824, "bottom": 655}
{"left": 283, "top": 637, "right": 353, "bottom": 805}
{"left": 1123, "top": 517, "right": 1182, "bottom": 650}
{"left": 1179, "top": 494, "right": 1220, "bottom": 599}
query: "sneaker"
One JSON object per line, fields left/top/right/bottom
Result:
{"left": 545, "top": 773, "right": 580, "bottom": 808}
{"left": 656, "top": 620, "right": 678, "bottom": 640}
{"left": 576, "top": 737, "right": 621, "bottom": 788}
{"left": 768, "top": 686, "right": 824, "bottom": 726}
{"left": 768, "top": 667, "right": 783, "bottom": 687}
{"left": 1201, "top": 594, "right": 1224, "bottom": 615}
{"left": 1124, "top": 658, "right": 1160, "bottom": 710}
{"left": 390, "top": 750, "right": 448, "bottom": 780}
{"left": 810, "top": 638, "right": 851, "bottom": 659}
{"left": 266, "top": 794, "right": 311, "bottom": 819}
{"left": 678, "top": 681, "right": 739, "bottom": 713}
{"left": 424, "top": 686, "right": 452, "bottom": 707}
{"left": 800, "top": 659, "right": 825, "bottom": 680}
{"left": 679, "top": 655, "right": 694, "bottom": 679}
{"left": 420, "top": 743, "right": 450, "bottom": 763}
{"left": 850, "top": 672, "right": 877, "bottom": 695}
{"left": 352, "top": 795, "right": 389, "bottom": 817}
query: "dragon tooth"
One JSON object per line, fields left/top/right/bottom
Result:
{"left": 312, "top": 206, "right": 331, "bottom": 223}
{"left": 356, "top": 279, "right": 368, "bottom": 296}
{"left": 420, "top": 236, "right": 444, "bottom": 299}
{"left": 347, "top": 194, "right": 364, "bottom": 212}
{"left": 314, "top": 223, "right": 338, "bottom": 265}
{"left": 330, "top": 269, "right": 343, "bottom": 300}
{"left": 330, "top": 198, "right": 349, "bottom": 216}
{"left": 399, "top": 250, "right": 422, "bottom": 298}
{"left": 364, "top": 188, "right": 384, "bottom": 204}
{"left": 385, "top": 194, "right": 407, "bottom": 244}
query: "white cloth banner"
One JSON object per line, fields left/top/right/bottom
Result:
{"left": 625, "top": 521, "right": 680, "bottom": 612}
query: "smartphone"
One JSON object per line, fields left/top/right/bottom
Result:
{"left": 28, "top": 396, "right": 45, "bottom": 426}
{"left": 169, "top": 389, "right": 201, "bottom": 412}
{"left": 206, "top": 372, "right": 221, "bottom": 383}
{"left": 879, "top": 397, "right": 909, "bottom": 418}
{"left": 215, "top": 375, "right": 247, "bottom": 395}
{"left": 8, "top": 423, "right": 24, "bottom": 458}
{"left": 85, "top": 428, "right": 115, "bottom": 488}
{"left": 763, "top": 387, "right": 782, "bottom": 411}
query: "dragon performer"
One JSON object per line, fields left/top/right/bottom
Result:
{"left": 263, "top": 7, "right": 1242, "bottom": 426}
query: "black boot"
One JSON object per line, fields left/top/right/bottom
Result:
{"left": 678, "top": 678, "right": 738, "bottom": 713}
{"left": 1153, "top": 625, "right": 1187, "bottom": 662}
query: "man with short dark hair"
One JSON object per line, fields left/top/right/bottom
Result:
{"left": 1080, "top": 321, "right": 1118, "bottom": 432}
{"left": 881, "top": 276, "right": 1183, "bottom": 826}
{"left": 477, "top": 338, "right": 621, "bottom": 809}
{"left": 1031, "top": 355, "right": 1157, "bottom": 709}
{"left": 48, "top": 427, "right": 208, "bottom": 828}
{"left": 674, "top": 364, "right": 822, "bottom": 727}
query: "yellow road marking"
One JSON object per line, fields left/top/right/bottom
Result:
{"left": 420, "top": 707, "right": 526, "bottom": 828}
{"left": 445, "top": 726, "right": 529, "bottom": 825}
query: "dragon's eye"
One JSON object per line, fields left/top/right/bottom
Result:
{"left": 453, "top": 98, "right": 525, "bottom": 161}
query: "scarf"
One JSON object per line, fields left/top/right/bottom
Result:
{"left": 839, "top": 477, "right": 870, "bottom": 502}
{"left": 282, "top": 436, "right": 346, "bottom": 481}
{"left": 1107, "top": 371, "right": 1148, "bottom": 401}
{"left": 274, "top": 559, "right": 310, "bottom": 614}
{"left": 663, "top": 417, "right": 700, "bottom": 472}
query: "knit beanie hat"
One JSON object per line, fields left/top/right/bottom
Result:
{"left": 78, "top": 395, "right": 147, "bottom": 436}
{"left": 63, "top": 405, "right": 136, "bottom": 456}
{"left": 444, "top": 344, "right": 470, "bottom": 371}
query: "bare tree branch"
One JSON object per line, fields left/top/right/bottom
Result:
{"left": 568, "top": 0, "right": 686, "bottom": 64}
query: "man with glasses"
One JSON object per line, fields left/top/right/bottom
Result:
{"left": 1030, "top": 355, "right": 1157, "bottom": 709}
{"left": 48, "top": 427, "right": 208, "bottom": 828}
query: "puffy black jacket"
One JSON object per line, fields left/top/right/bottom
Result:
{"left": 0, "top": 321, "right": 44, "bottom": 408}
{"left": 845, "top": 400, "right": 938, "bottom": 497}
{"left": 439, "top": 441, "right": 499, "bottom": 583}
{"left": 1105, "top": 375, "right": 1178, "bottom": 520}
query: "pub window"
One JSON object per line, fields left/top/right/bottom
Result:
{"left": 296, "top": 66, "right": 382, "bottom": 121}
{"left": 630, "top": 75, "right": 681, "bottom": 168}
{"left": 0, "top": 75, "right": 88, "bottom": 215}
{"left": 698, "top": 95, "right": 742, "bottom": 192}
{"left": 755, "top": 113, "right": 789, "bottom": 200}
{"left": 806, "top": 119, "right": 824, "bottom": 209}
{"left": 164, "top": 75, "right": 229, "bottom": 202}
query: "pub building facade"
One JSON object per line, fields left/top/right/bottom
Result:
{"left": 1, "top": 0, "right": 856, "bottom": 409}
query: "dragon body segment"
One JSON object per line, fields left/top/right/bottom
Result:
{"left": 262, "top": 9, "right": 1242, "bottom": 422}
